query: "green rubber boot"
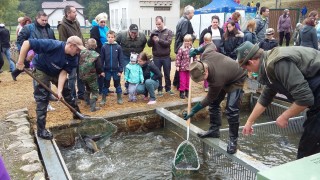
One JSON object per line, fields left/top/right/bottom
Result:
{"left": 117, "top": 93, "right": 123, "bottom": 104}
{"left": 100, "top": 94, "right": 106, "bottom": 105}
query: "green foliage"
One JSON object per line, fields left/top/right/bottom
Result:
{"left": 19, "top": 0, "right": 41, "bottom": 20}
{"left": 180, "top": 0, "right": 212, "bottom": 9}
{"left": 86, "top": 1, "right": 109, "bottom": 22}
{"left": 0, "top": 0, "right": 20, "bottom": 24}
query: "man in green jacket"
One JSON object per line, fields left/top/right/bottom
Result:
{"left": 237, "top": 41, "right": 320, "bottom": 159}
{"left": 185, "top": 42, "right": 247, "bottom": 154}
{"left": 58, "top": 5, "right": 85, "bottom": 102}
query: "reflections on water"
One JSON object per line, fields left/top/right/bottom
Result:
{"left": 60, "top": 129, "right": 227, "bottom": 179}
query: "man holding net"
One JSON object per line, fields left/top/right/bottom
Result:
{"left": 184, "top": 42, "right": 246, "bottom": 154}
{"left": 16, "top": 36, "right": 84, "bottom": 140}
{"left": 237, "top": 41, "right": 320, "bottom": 159}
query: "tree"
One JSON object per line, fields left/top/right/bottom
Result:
{"left": 0, "top": 0, "right": 21, "bottom": 26}
{"left": 180, "top": 0, "right": 211, "bottom": 9}
{"left": 19, "top": 0, "right": 41, "bottom": 20}
{"left": 86, "top": 1, "right": 109, "bottom": 22}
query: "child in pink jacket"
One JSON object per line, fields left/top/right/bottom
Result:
{"left": 175, "top": 34, "right": 193, "bottom": 99}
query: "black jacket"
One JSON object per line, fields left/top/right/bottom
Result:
{"left": 222, "top": 32, "right": 243, "bottom": 60}
{"left": 90, "top": 26, "right": 103, "bottom": 53}
{"left": 199, "top": 25, "right": 224, "bottom": 52}
{"left": 259, "top": 39, "right": 278, "bottom": 51}
{"left": 174, "top": 16, "right": 195, "bottom": 54}
{"left": 0, "top": 27, "right": 10, "bottom": 48}
{"left": 17, "top": 21, "right": 55, "bottom": 49}
{"left": 141, "top": 61, "right": 163, "bottom": 83}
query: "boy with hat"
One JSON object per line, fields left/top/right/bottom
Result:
{"left": 259, "top": 28, "right": 278, "bottom": 51}
{"left": 237, "top": 41, "right": 320, "bottom": 159}
{"left": 185, "top": 42, "right": 246, "bottom": 154}
{"left": 16, "top": 36, "right": 84, "bottom": 140}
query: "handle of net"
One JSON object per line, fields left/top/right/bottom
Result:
{"left": 23, "top": 68, "right": 86, "bottom": 120}
{"left": 186, "top": 57, "right": 194, "bottom": 140}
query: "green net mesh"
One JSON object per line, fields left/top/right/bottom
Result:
{"left": 77, "top": 118, "right": 117, "bottom": 146}
{"left": 173, "top": 140, "right": 200, "bottom": 171}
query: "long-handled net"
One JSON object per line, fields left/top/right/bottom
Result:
{"left": 22, "top": 68, "right": 117, "bottom": 146}
{"left": 173, "top": 57, "right": 200, "bottom": 171}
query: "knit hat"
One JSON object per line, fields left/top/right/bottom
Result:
{"left": 189, "top": 61, "right": 206, "bottom": 82}
{"left": 236, "top": 41, "right": 260, "bottom": 66}
{"left": 0, "top": 24, "right": 5, "bottom": 27}
{"left": 95, "top": 12, "right": 108, "bottom": 23}
{"left": 130, "top": 52, "right": 138, "bottom": 62}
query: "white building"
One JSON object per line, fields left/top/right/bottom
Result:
{"left": 42, "top": 0, "right": 85, "bottom": 27}
{"left": 107, "top": 0, "right": 180, "bottom": 34}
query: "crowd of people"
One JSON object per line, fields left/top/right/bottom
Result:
{"left": 0, "top": 4, "right": 320, "bottom": 178}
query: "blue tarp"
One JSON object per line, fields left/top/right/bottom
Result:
{"left": 195, "top": 0, "right": 256, "bottom": 14}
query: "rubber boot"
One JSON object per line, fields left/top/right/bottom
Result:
{"left": 72, "top": 105, "right": 82, "bottom": 120}
{"left": 90, "top": 98, "right": 100, "bottom": 112}
{"left": 179, "top": 91, "right": 185, "bottom": 99}
{"left": 185, "top": 90, "right": 189, "bottom": 98}
{"left": 100, "top": 94, "right": 106, "bottom": 105}
{"left": 117, "top": 93, "right": 123, "bottom": 104}
{"left": 198, "top": 103, "right": 222, "bottom": 138}
{"left": 84, "top": 91, "right": 90, "bottom": 106}
{"left": 197, "top": 126, "right": 220, "bottom": 138}
{"left": 227, "top": 123, "right": 239, "bottom": 154}
{"left": 36, "top": 102, "right": 53, "bottom": 140}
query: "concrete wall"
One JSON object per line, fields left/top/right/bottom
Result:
{"left": 108, "top": 0, "right": 180, "bottom": 34}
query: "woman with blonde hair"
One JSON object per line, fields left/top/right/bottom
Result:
{"left": 90, "top": 12, "right": 109, "bottom": 53}
{"left": 243, "top": 19, "right": 257, "bottom": 44}
{"left": 90, "top": 12, "right": 110, "bottom": 94}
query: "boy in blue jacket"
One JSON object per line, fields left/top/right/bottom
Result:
{"left": 100, "top": 30, "right": 124, "bottom": 105}
{"left": 125, "top": 53, "right": 144, "bottom": 102}
{"left": 16, "top": 36, "right": 84, "bottom": 140}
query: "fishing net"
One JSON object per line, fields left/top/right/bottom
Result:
{"left": 76, "top": 118, "right": 117, "bottom": 146}
{"left": 173, "top": 140, "right": 200, "bottom": 171}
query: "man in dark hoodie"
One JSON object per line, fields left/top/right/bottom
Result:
{"left": 58, "top": 5, "right": 86, "bottom": 102}
{"left": 184, "top": 42, "right": 247, "bottom": 154}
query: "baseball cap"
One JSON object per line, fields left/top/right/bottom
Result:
{"left": 129, "top": 24, "right": 138, "bottom": 33}
{"left": 67, "top": 36, "right": 85, "bottom": 50}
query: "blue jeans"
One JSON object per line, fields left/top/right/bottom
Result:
{"left": 69, "top": 67, "right": 85, "bottom": 99}
{"left": 153, "top": 57, "right": 171, "bottom": 92}
{"left": 122, "top": 55, "right": 130, "bottom": 90}
{"left": 136, "top": 79, "right": 159, "bottom": 101}
{"left": 102, "top": 71, "right": 122, "bottom": 95}
{"left": 2, "top": 48, "right": 15, "bottom": 71}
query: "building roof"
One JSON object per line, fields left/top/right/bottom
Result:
{"left": 42, "top": 0, "right": 84, "bottom": 9}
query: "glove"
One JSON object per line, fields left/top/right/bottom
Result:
{"left": 183, "top": 102, "right": 204, "bottom": 120}
{"left": 189, "top": 47, "right": 205, "bottom": 57}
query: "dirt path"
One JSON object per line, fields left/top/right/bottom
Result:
{"left": 0, "top": 65, "right": 208, "bottom": 129}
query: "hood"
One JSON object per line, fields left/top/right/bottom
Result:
{"left": 91, "top": 20, "right": 98, "bottom": 27}
{"left": 301, "top": 25, "right": 314, "bottom": 33}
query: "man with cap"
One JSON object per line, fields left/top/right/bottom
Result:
{"left": 16, "top": 36, "right": 84, "bottom": 140}
{"left": 116, "top": 24, "right": 147, "bottom": 95}
{"left": 185, "top": 42, "right": 247, "bottom": 154}
{"left": 237, "top": 41, "right": 320, "bottom": 159}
